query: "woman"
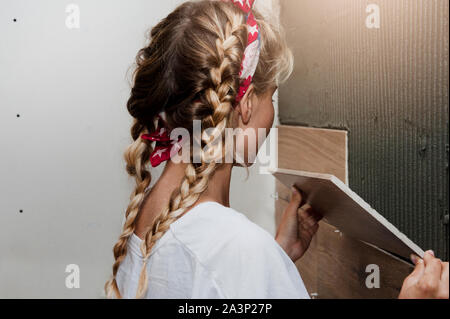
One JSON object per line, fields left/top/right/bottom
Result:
{"left": 105, "top": 0, "right": 448, "bottom": 299}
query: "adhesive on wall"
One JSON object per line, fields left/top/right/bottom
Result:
{"left": 280, "top": 0, "right": 449, "bottom": 258}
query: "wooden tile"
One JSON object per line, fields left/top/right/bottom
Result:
{"left": 275, "top": 125, "right": 415, "bottom": 298}
{"left": 273, "top": 168, "right": 424, "bottom": 260}
{"left": 276, "top": 181, "right": 414, "bottom": 299}
{"left": 278, "top": 125, "right": 347, "bottom": 183}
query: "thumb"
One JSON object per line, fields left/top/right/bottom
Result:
{"left": 290, "top": 186, "right": 302, "bottom": 205}
{"left": 410, "top": 254, "right": 421, "bottom": 266}
{"left": 408, "top": 257, "right": 425, "bottom": 281}
{"left": 286, "top": 186, "right": 302, "bottom": 215}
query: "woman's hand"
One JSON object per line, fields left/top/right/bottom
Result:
{"left": 275, "top": 186, "right": 322, "bottom": 262}
{"left": 399, "top": 250, "right": 449, "bottom": 299}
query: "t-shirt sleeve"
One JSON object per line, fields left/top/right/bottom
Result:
{"left": 212, "top": 221, "right": 311, "bottom": 299}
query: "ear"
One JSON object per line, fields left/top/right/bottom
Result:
{"left": 236, "top": 85, "right": 255, "bottom": 125}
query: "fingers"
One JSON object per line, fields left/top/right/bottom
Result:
{"left": 309, "top": 223, "right": 319, "bottom": 236}
{"left": 423, "top": 250, "right": 441, "bottom": 273}
{"left": 441, "top": 262, "right": 449, "bottom": 282}
{"left": 289, "top": 186, "right": 322, "bottom": 232}
{"left": 401, "top": 250, "right": 449, "bottom": 299}
{"left": 440, "top": 262, "right": 449, "bottom": 298}
{"left": 400, "top": 257, "right": 426, "bottom": 299}
{"left": 298, "top": 203, "right": 321, "bottom": 223}
{"left": 437, "top": 262, "right": 449, "bottom": 299}
{"left": 305, "top": 203, "right": 323, "bottom": 222}
{"left": 418, "top": 251, "right": 442, "bottom": 295}
{"left": 297, "top": 206, "right": 316, "bottom": 229}
{"left": 423, "top": 249, "right": 435, "bottom": 261}
{"left": 297, "top": 204, "right": 321, "bottom": 231}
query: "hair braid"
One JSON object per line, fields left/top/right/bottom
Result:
{"left": 105, "top": 119, "right": 153, "bottom": 299}
{"left": 106, "top": 0, "right": 294, "bottom": 299}
{"left": 134, "top": 10, "right": 244, "bottom": 299}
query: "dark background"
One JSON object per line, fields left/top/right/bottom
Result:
{"left": 279, "top": 0, "right": 449, "bottom": 258}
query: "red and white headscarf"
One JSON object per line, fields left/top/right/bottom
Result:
{"left": 229, "top": 0, "right": 261, "bottom": 104}
{"left": 142, "top": 0, "right": 261, "bottom": 167}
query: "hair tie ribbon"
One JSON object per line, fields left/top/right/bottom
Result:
{"left": 141, "top": 114, "right": 183, "bottom": 167}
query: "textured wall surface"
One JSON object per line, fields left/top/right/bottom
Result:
{"left": 279, "top": 0, "right": 449, "bottom": 258}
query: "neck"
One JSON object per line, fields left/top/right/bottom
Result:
{"left": 152, "top": 160, "right": 233, "bottom": 208}
{"left": 135, "top": 160, "right": 233, "bottom": 238}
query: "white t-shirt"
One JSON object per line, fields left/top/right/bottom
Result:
{"left": 115, "top": 201, "right": 310, "bottom": 299}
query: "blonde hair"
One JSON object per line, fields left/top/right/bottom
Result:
{"left": 105, "top": 0, "right": 293, "bottom": 299}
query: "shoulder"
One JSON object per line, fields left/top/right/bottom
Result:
{"left": 169, "top": 201, "right": 277, "bottom": 259}
{"left": 169, "top": 202, "right": 310, "bottom": 299}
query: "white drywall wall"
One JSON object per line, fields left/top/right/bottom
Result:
{"left": 0, "top": 0, "right": 280, "bottom": 298}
